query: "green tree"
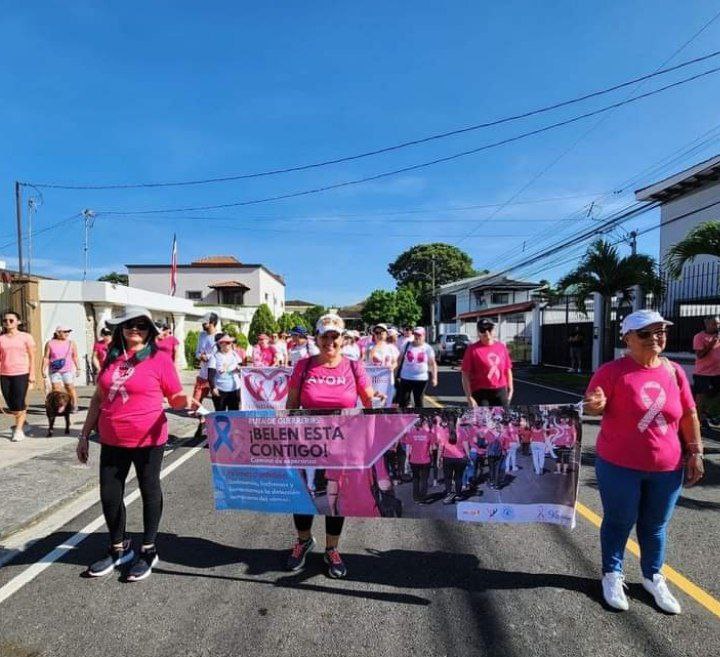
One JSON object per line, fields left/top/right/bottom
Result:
{"left": 393, "top": 287, "right": 422, "bottom": 327}
{"left": 248, "top": 304, "right": 279, "bottom": 344}
{"left": 361, "top": 290, "right": 398, "bottom": 326}
{"left": 389, "top": 243, "right": 476, "bottom": 323}
{"left": 184, "top": 330, "right": 199, "bottom": 369}
{"left": 536, "top": 279, "right": 563, "bottom": 304}
{"left": 302, "top": 305, "right": 326, "bottom": 331}
{"left": 222, "top": 322, "right": 249, "bottom": 349}
{"left": 557, "top": 239, "right": 665, "bottom": 363}
{"left": 277, "top": 311, "right": 309, "bottom": 333}
{"left": 98, "top": 272, "right": 129, "bottom": 286}
{"left": 664, "top": 220, "right": 720, "bottom": 278}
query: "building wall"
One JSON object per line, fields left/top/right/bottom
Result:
{"left": 257, "top": 268, "right": 286, "bottom": 317}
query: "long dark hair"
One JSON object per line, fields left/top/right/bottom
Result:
{"left": 101, "top": 322, "right": 159, "bottom": 372}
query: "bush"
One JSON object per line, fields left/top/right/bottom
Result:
{"left": 248, "top": 304, "right": 279, "bottom": 344}
{"left": 185, "top": 330, "right": 199, "bottom": 369}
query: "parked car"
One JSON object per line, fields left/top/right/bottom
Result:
{"left": 435, "top": 333, "right": 470, "bottom": 364}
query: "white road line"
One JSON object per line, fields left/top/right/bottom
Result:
{"left": 513, "top": 377, "right": 583, "bottom": 398}
{"left": 0, "top": 441, "right": 206, "bottom": 606}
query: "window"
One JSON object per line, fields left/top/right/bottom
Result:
{"left": 491, "top": 292, "right": 509, "bottom": 305}
{"left": 186, "top": 291, "right": 202, "bottom": 300}
{"left": 264, "top": 293, "right": 269, "bottom": 302}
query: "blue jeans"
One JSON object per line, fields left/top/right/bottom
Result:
{"left": 595, "top": 456, "right": 683, "bottom": 578}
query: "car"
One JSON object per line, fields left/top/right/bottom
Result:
{"left": 435, "top": 333, "right": 470, "bottom": 364}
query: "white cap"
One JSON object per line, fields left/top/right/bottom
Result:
{"left": 106, "top": 306, "right": 154, "bottom": 326}
{"left": 54, "top": 324, "right": 72, "bottom": 333}
{"left": 620, "top": 309, "right": 673, "bottom": 336}
{"left": 316, "top": 313, "right": 345, "bottom": 335}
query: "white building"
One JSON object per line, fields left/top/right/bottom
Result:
{"left": 636, "top": 154, "right": 720, "bottom": 313}
{"left": 39, "top": 279, "right": 255, "bottom": 379}
{"left": 434, "top": 273, "right": 540, "bottom": 341}
{"left": 127, "top": 255, "right": 286, "bottom": 318}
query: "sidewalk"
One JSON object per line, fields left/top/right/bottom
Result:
{"left": 0, "top": 371, "right": 203, "bottom": 543}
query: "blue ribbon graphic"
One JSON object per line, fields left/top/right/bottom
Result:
{"left": 212, "top": 415, "right": 234, "bottom": 453}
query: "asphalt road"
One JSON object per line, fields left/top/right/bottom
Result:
{"left": 0, "top": 367, "right": 718, "bottom": 657}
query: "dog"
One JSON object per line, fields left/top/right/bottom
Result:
{"left": 45, "top": 390, "right": 72, "bottom": 437}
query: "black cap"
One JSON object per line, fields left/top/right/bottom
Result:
{"left": 477, "top": 318, "right": 495, "bottom": 330}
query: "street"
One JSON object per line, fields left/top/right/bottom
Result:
{"left": 0, "top": 366, "right": 718, "bottom": 657}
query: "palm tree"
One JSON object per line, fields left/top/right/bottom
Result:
{"left": 664, "top": 220, "right": 720, "bottom": 278}
{"left": 556, "top": 239, "right": 665, "bottom": 363}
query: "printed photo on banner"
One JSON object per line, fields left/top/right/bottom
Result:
{"left": 239, "top": 366, "right": 393, "bottom": 410}
{"left": 206, "top": 405, "right": 581, "bottom": 527}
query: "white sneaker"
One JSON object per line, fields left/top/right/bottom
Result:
{"left": 11, "top": 427, "right": 25, "bottom": 442}
{"left": 643, "top": 574, "right": 681, "bottom": 614}
{"left": 602, "top": 572, "right": 629, "bottom": 610}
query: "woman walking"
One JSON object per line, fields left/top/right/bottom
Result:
{"left": 396, "top": 327, "right": 438, "bottom": 409}
{"left": 208, "top": 333, "right": 243, "bottom": 411}
{"left": 438, "top": 420, "right": 469, "bottom": 504}
{"left": 78, "top": 306, "right": 194, "bottom": 581}
{"left": 461, "top": 319, "right": 513, "bottom": 408}
{"left": 0, "top": 310, "right": 36, "bottom": 442}
{"left": 285, "top": 314, "right": 382, "bottom": 578}
{"left": 92, "top": 327, "right": 113, "bottom": 374}
{"left": 584, "top": 309, "right": 704, "bottom": 613}
{"left": 43, "top": 325, "right": 80, "bottom": 412}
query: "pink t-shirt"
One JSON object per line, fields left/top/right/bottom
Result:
{"left": 0, "top": 331, "right": 35, "bottom": 376}
{"left": 156, "top": 335, "right": 179, "bottom": 360}
{"left": 588, "top": 356, "right": 695, "bottom": 472}
{"left": 93, "top": 341, "right": 109, "bottom": 368}
{"left": 552, "top": 423, "right": 576, "bottom": 448}
{"left": 692, "top": 331, "right": 720, "bottom": 376}
{"left": 288, "top": 356, "right": 371, "bottom": 410}
{"left": 519, "top": 427, "right": 532, "bottom": 443}
{"left": 97, "top": 351, "right": 183, "bottom": 448}
{"left": 336, "top": 457, "right": 390, "bottom": 517}
{"left": 403, "top": 427, "right": 435, "bottom": 464}
{"left": 461, "top": 341, "right": 512, "bottom": 391}
{"left": 253, "top": 345, "right": 276, "bottom": 367}
{"left": 530, "top": 427, "right": 546, "bottom": 443}
{"left": 502, "top": 424, "right": 519, "bottom": 447}
{"left": 437, "top": 426, "right": 467, "bottom": 459}
{"left": 47, "top": 339, "right": 75, "bottom": 374}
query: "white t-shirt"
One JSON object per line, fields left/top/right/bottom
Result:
{"left": 196, "top": 330, "right": 217, "bottom": 379}
{"left": 341, "top": 344, "right": 361, "bottom": 361}
{"left": 208, "top": 350, "right": 242, "bottom": 391}
{"left": 288, "top": 340, "right": 320, "bottom": 366}
{"left": 367, "top": 342, "right": 400, "bottom": 383}
{"left": 273, "top": 341, "right": 288, "bottom": 364}
{"left": 399, "top": 343, "right": 435, "bottom": 381}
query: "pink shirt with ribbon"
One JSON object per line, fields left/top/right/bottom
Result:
{"left": 97, "top": 351, "right": 183, "bottom": 448}
{"left": 587, "top": 356, "right": 695, "bottom": 472}
{"left": 461, "top": 341, "right": 512, "bottom": 391}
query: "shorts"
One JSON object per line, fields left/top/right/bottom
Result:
{"left": 49, "top": 371, "right": 75, "bottom": 385}
{"left": 193, "top": 377, "right": 211, "bottom": 402}
{"left": 1, "top": 374, "right": 30, "bottom": 412}
{"left": 471, "top": 387, "right": 509, "bottom": 408}
{"left": 692, "top": 374, "right": 720, "bottom": 396}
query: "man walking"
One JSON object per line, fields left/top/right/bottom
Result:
{"left": 193, "top": 312, "right": 219, "bottom": 437}
{"left": 461, "top": 319, "right": 513, "bottom": 408}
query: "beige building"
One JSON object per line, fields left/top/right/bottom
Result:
{"left": 127, "top": 255, "right": 286, "bottom": 318}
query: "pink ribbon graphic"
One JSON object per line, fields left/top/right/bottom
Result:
{"left": 637, "top": 382, "right": 668, "bottom": 434}
{"left": 487, "top": 353, "right": 501, "bottom": 382}
{"left": 108, "top": 365, "right": 135, "bottom": 403}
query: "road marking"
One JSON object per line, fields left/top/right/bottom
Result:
{"left": 513, "top": 377, "right": 583, "bottom": 398}
{"left": 575, "top": 501, "right": 720, "bottom": 619}
{"left": 425, "top": 395, "right": 443, "bottom": 408}
{"left": 0, "top": 441, "right": 206, "bottom": 605}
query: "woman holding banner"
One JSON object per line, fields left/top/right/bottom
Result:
{"left": 584, "top": 309, "right": 704, "bottom": 614}
{"left": 285, "top": 313, "right": 385, "bottom": 578}
{"left": 396, "top": 327, "right": 438, "bottom": 409}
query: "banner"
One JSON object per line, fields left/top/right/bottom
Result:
{"left": 207, "top": 404, "right": 581, "bottom": 527}
{"left": 239, "top": 366, "right": 394, "bottom": 410}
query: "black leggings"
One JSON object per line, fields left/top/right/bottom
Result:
{"left": 556, "top": 446, "right": 572, "bottom": 466}
{"left": 397, "top": 379, "right": 429, "bottom": 409}
{"left": 443, "top": 457, "right": 468, "bottom": 495}
{"left": 100, "top": 444, "right": 164, "bottom": 546}
{"left": 293, "top": 514, "right": 345, "bottom": 537}
{"left": 1, "top": 374, "right": 29, "bottom": 412}
{"left": 472, "top": 387, "right": 509, "bottom": 408}
{"left": 212, "top": 389, "right": 240, "bottom": 412}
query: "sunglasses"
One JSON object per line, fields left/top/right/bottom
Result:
{"left": 1, "top": 318, "right": 16, "bottom": 323}
{"left": 123, "top": 320, "right": 152, "bottom": 331}
{"left": 478, "top": 327, "right": 493, "bottom": 333}
{"left": 373, "top": 329, "right": 386, "bottom": 334}
{"left": 635, "top": 328, "right": 667, "bottom": 340}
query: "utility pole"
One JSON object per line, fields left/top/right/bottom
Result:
{"left": 629, "top": 230, "right": 638, "bottom": 256}
{"left": 27, "top": 196, "right": 40, "bottom": 276}
{"left": 82, "top": 209, "right": 97, "bottom": 282}
{"left": 430, "top": 256, "right": 436, "bottom": 341}
{"left": 15, "top": 182, "right": 23, "bottom": 276}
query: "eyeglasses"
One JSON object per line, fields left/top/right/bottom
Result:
{"left": 1, "top": 318, "right": 16, "bottom": 323}
{"left": 122, "top": 320, "right": 151, "bottom": 331}
{"left": 635, "top": 328, "right": 667, "bottom": 340}
{"left": 373, "top": 329, "right": 386, "bottom": 334}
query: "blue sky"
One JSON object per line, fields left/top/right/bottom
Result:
{"left": 2, "top": 1, "right": 720, "bottom": 306}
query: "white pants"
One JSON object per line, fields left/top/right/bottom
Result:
{"left": 505, "top": 443, "right": 519, "bottom": 471}
{"left": 531, "top": 443, "right": 546, "bottom": 474}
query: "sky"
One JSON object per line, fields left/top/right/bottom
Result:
{"left": 2, "top": 1, "right": 720, "bottom": 306}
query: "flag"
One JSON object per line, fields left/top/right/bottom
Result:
{"left": 170, "top": 234, "right": 178, "bottom": 296}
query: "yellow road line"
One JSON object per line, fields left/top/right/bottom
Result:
{"left": 425, "top": 395, "right": 720, "bottom": 619}
{"left": 575, "top": 502, "right": 720, "bottom": 619}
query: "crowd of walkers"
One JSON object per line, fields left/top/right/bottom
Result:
{"left": 0, "top": 304, "right": 707, "bottom": 616}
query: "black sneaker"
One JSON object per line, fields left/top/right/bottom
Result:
{"left": 87, "top": 539, "right": 134, "bottom": 577}
{"left": 324, "top": 548, "right": 347, "bottom": 578}
{"left": 127, "top": 547, "right": 159, "bottom": 582}
{"left": 286, "top": 537, "right": 315, "bottom": 572}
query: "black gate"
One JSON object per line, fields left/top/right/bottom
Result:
{"left": 541, "top": 321, "right": 593, "bottom": 369}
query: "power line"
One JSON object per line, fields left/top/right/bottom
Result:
{"left": 0, "top": 213, "right": 82, "bottom": 251}
{"left": 95, "top": 65, "right": 720, "bottom": 217}
{"left": 23, "top": 50, "right": 720, "bottom": 191}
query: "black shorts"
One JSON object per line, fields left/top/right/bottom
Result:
{"left": 1, "top": 374, "right": 30, "bottom": 412}
{"left": 471, "top": 387, "right": 509, "bottom": 408}
{"left": 693, "top": 374, "right": 720, "bottom": 396}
